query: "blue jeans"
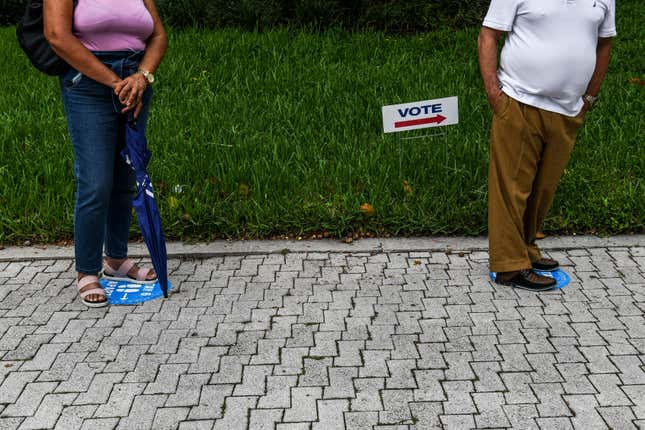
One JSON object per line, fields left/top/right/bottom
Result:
{"left": 60, "top": 51, "right": 152, "bottom": 274}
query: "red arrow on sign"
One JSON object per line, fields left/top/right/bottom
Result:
{"left": 395, "top": 114, "right": 446, "bottom": 129}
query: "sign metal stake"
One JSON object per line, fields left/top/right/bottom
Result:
{"left": 397, "top": 130, "right": 449, "bottom": 180}
{"left": 382, "top": 96, "right": 458, "bottom": 181}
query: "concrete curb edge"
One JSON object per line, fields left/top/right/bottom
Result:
{"left": 0, "top": 235, "right": 642, "bottom": 262}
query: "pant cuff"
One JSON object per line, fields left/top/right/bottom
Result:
{"left": 490, "top": 258, "right": 532, "bottom": 273}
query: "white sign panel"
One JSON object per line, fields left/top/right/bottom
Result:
{"left": 382, "top": 96, "right": 459, "bottom": 133}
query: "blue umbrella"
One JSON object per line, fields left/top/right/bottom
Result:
{"left": 121, "top": 115, "right": 169, "bottom": 298}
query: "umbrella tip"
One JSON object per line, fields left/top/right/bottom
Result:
{"left": 162, "top": 282, "right": 169, "bottom": 298}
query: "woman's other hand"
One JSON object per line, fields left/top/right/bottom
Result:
{"left": 133, "top": 100, "right": 145, "bottom": 119}
{"left": 114, "top": 73, "right": 148, "bottom": 114}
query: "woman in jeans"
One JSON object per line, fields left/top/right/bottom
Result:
{"left": 44, "top": 0, "right": 167, "bottom": 307}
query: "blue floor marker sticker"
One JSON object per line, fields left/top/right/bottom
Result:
{"left": 100, "top": 279, "right": 172, "bottom": 305}
{"left": 490, "top": 269, "right": 570, "bottom": 289}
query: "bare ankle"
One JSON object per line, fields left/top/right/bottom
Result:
{"left": 105, "top": 257, "right": 126, "bottom": 267}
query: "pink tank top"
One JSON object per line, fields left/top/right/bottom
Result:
{"left": 73, "top": 0, "right": 154, "bottom": 52}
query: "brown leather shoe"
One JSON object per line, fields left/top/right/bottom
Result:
{"left": 496, "top": 269, "right": 556, "bottom": 291}
{"left": 531, "top": 258, "right": 559, "bottom": 272}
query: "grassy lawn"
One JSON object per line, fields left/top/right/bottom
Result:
{"left": 0, "top": 4, "right": 643, "bottom": 243}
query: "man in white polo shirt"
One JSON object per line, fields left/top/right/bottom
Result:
{"left": 478, "top": 0, "right": 616, "bottom": 291}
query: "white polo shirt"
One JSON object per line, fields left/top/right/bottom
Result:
{"left": 483, "top": 0, "right": 617, "bottom": 116}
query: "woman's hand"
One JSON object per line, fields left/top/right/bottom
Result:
{"left": 114, "top": 73, "right": 148, "bottom": 114}
{"left": 133, "top": 100, "right": 145, "bottom": 119}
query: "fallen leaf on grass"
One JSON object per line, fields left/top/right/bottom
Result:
{"left": 238, "top": 183, "right": 251, "bottom": 197}
{"left": 403, "top": 180, "right": 413, "bottom": 195}
{"left": 628, "top": 77, "right": 645, "bottom": 86}
{"left": 359, "top": 203, "right": 375, "bottom": 217}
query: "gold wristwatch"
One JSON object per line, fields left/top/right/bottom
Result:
{"left": 138, "top": 69, "right": 155, "bottom": 85}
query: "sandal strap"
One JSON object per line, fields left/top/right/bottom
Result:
{"left": 78, "top": 275, "right": 101, "bottom": 290}
{"left": 79, "top": 287, "right": 106, "bottom": 299}
{"left": 107, "top": 259, "right": 136, "bottom": 277}
{"left": 77, "top": 276, "right": 106, "bottom": 299}
{"left": 136, "top": 267, "right": 152, "bottom": 281}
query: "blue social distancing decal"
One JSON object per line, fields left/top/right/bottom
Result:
{"left": 489, "top": 269, "right": 570, "bottom": 290}
{"left": 100, "top": 279, "right": 172, "bottom": 305}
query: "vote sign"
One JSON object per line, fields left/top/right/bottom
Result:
{"left": 382, "top": 96, "right": 459, "bottom": 133}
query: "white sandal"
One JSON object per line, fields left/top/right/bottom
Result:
{"left": 78, "top": 276, "right": 108, "bottom": 308}
{"left": 103, "top": 258, "right": 157, "bottom": 285}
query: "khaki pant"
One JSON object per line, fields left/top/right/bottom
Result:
{"left": 488, "top": 94, "right": 585, "bottom": 273}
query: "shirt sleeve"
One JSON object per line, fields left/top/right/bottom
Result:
{"left": 482, "top": 0, "right": 520, "bottom": 32}
{"left": 598, "top": 0, "right": 617, "bottom": 37}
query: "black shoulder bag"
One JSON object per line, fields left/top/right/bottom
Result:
{"left": 16, "top": 0, "right": 70, "bottom": 76}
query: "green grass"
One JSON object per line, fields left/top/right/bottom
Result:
{"left": 0, "top": 4, "right": 643, "bottom": 243}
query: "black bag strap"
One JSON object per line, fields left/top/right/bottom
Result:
{"left": 16, "top": 0, "right": 77, "bottom": 76}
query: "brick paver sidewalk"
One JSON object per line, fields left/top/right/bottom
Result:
{"left": 0, "top": 237, "right": 643, "bottom": 429}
